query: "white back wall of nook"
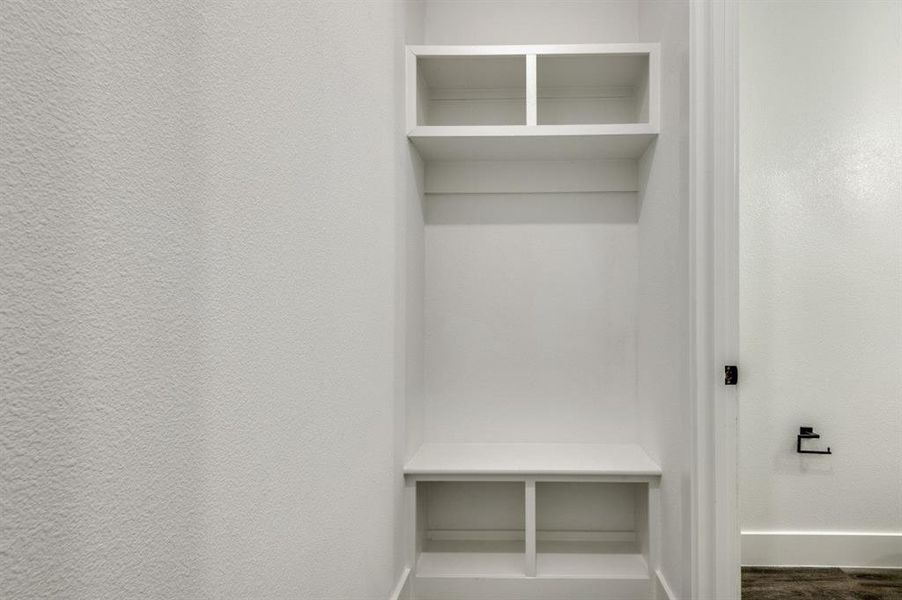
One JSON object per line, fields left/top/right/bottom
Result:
{"left": 423, "top": 0, "right": 639, "bottom": 45}
{"left": 424, "top": 219, "right": 638, "bottom": 443}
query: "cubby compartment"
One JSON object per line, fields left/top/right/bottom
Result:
{"left": 535, "top": 482, "right": 649, "bottom": 579}
{"left": 416, "top": 55, "right": 526, "bottom": 126}
{"left": 406, "top": 45, "right": 659, "bottom": 160}
{"left": 415, "top": 481, "right": 526, "bottom": 578}
{"left": 537, "top": 53, "right": 651, "bottom": 125}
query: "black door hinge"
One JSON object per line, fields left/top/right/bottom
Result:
{"left": 724, "top": 365, "right": 738, "bottom": 385}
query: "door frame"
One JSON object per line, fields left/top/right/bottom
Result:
{"left": 689, "top": 0, "right": 741, "bottom": 598}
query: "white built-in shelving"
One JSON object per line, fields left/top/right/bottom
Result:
{"left": 406, "top": 44, "right": 659, "bottom": 160}
{"left": 403, "top": 42, "right": 664, "bottom": 600}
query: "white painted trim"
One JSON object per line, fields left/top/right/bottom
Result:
{"left": 414, "top": 574, "right": 653, "bottom": 600}
{"left": 655, "top": 569, "right": 678, "bottom": 600}
{"left": 713, "top": 2, "right": 740, "bottom": 598}
{"left": 427, "top": 529, "right": 524, "bottom": 541}
{"left": 409, "top": 474, "right": 658, "bottom": 483}
{"left": 539, "top": 530, "right": 637, "bottom": 543}
{"left": 646, "top": 44, "right": 661, "bottom": 132}
{"left": 689, "top": 0, "right": 740, "bottom": 599}
{"left": 647, "top": 479, "right": 661, "bottom": 585}
{"left": 525, "top": 479, "right": 536, "bottom": 577}
{"left": 404, "top": 478, "right": 417, "bottom": 587}
{"left": 424, "top": 159, "right": 638, "bottom": 194}
{"left": 408, "top": 43, "right": 660, "bottom": 57}
{"left": 388, "top": 566, "right": 411, "bottom": 600}
{"left": 525, "top": 54, "right": 537, "bottom": 126}
{"left": 742, "top": 532, "right": 902, "bottom": 569}
{"left": 404, "top": 443, "right": 662, "bottom": 477}
{"left": 406, "top": 48, "right": 417, "bottom": 132}
{"left": 427, "top": 85, "right": 639, "bottom": 101}
{"left": 425, "top": 529, "right": 636, "bottom": 543}
{"left": 689, "top": 2, "right": 714, "bottom": 596}
{"left": 410, "top": 124, "right": 658, "bottom": 137}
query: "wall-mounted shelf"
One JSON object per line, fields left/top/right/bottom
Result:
{"left": 408, "top": 125, "right": 656, "bottom": 161}
{"left": 404, "top": 443, "right": 661, "bottom": 478}
{"left": 406, "top": 44, "right": 660, "bottom": 161}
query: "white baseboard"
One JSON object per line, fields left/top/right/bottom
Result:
{"left": 388, "top": 566, "right": 411, "bottom": 600}
{"left": 742, "top": 531, "right": 902, "bottom": 568}
{"left": 655, "top": 569, "right": 677, "bottom": 600}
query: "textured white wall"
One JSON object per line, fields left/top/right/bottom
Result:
{"left": 1, "top": 5, "right": 208, "bottom": 596}
{"left": 1, "top": 1, "right": 410, "bottom": 598}
{"left": 740, "top": 0, "right": 902, "bottom": 542}
{"left": 637, "top": 1, "right": 691, "bottom": 596}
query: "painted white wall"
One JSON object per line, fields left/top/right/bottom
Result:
{"left": 739, "top": 0, "right": 902, "bottom": 566}
{"left": 636, "top": 1, "right": 692, "bottom": 596}
{"left": 424, "top": 215, "right": 639, "bottom": 443}
{"left": 1, "top": 1, "right": 416, "bottom": 598}
{"left": 423, "top": 0, "right": 638, "bottom": 45}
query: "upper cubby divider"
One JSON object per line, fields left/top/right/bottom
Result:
{"left": 406, "top": 43, "right": 660, "bottom": 161}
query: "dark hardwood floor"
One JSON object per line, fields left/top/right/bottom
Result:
{"left": 742, "top": 567, "right": 902, "bottom": 600}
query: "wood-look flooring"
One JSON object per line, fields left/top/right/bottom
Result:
{"left": 742, "top": 567, "right": 902, "bottom": 600}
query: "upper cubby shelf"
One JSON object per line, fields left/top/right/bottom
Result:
{"left": 406, "top": 43, "right": 660, "bottom": 161}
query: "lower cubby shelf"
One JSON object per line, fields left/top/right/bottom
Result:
{"left": 404, "top": 443, "right": 660, "bottom": 599}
